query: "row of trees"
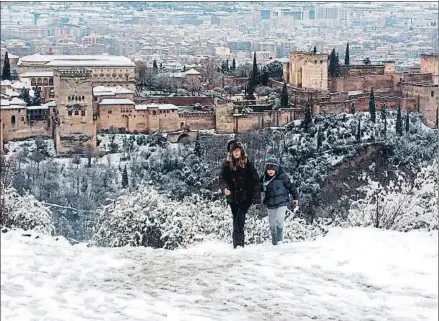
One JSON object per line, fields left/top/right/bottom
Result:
{"left": 328, "top": 43, "right": 371, "bottom": 77}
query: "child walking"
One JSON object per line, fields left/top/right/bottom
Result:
{"left": 261, "top": 157, "right": 299, "bottom": 245}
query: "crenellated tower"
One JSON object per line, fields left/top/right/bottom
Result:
{"left": 289, "top": 51, "right": 328, "bottom": 91}
{"left": 53, "top": 68, "right": 96, "bottom": 153}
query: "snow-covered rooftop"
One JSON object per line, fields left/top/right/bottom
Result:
{"left": 20, "top": 71, "right": 54, "bottom": 78}
{"left": 18, "top": 53, "right": 135, "bottom": 67}
{"left": 4, "top": 89, "right": 19, "bottom": 98}
{"left": 1, "top": 98, "right": 27, "bottom": 109}
{"left": 93, "top": 86, "right": 133, "bottom": 96}
{"left": 135, "top": 103, "right": 179, "bottom": 110}
{"left": 99, "top": 98, "right": 135, "bottom": 105}
{"left": 10, "top": 81, "right": 31, "bottom": 89}
{"left": 28, "top": 101, "right": 57, "bottom": 110}
{"left": 185, "top": 68, "right": 201, "bottom": 75}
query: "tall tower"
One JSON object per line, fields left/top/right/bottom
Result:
{"left": 289, "top": 51, "right": 328, "bottom": 91}
{"left": 53, "top": 68, "right": 96, "bottom": 154}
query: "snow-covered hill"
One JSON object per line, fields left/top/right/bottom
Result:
{"left": 1, "top": 227, "right": 437, "bottom": 321}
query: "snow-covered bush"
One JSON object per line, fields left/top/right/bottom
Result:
{"left": 347, "top": 161, "right": 438, "bottom": 231}
{"left": 91, "top": 185, "right": 327, "bottom": 249}
{"left": 1, "top": 187, "right": 54, "bottom": 235}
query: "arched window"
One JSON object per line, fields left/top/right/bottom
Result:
{"left": 49, "top": 78, "right": 53, "bottom": 86}
{"left": 152, "top": 110, "right": 156, "bottom": 115}
{"left": 43, "top": 78, "right": 49, "bottom": 86}
{"left": 11, "top": 115, "right": 16, "bottom": 125}
{"left": 37, "top": 78, "right": 42, "bottom": 86}
{"left": 431, "top": 91, "right": 435, "bottom": 97}
{"left": 31, "top": 78, "right": 36, "bottom": 86}
{"left": 82, "top": 96, "right": 85, "bottom": 100}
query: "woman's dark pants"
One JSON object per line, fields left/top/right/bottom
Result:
{"left": 230, "top": 202, "right": 251, "bottom": 248}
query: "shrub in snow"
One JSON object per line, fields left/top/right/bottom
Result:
{"left": 1, "top": 187, "right": 54, "bottom": 235}
{"left": 91, "top": 185, "right": 327, "bottom": 249}
{"left": 347, "top": 161, "right": 438, "bottom": 231}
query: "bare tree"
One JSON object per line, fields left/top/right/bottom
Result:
{"left": 198, "top": 57, "right": 222, "bottom": 87}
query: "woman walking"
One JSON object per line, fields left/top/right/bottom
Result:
{"left": 219, "top": 140, "right": 262, "bottom": 249}
{"left": 261, "top": 157, "right": 299, "bottom": 245}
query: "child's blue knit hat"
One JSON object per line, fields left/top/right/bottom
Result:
{"left": 264, "top": 157, "right": 279, "bottom": 170}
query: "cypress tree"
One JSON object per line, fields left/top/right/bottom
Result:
{"left": 122, "top": 165, "right": 129, "bottom": 189}
{"left": 246, "top": 81, "right": 255, "bottom": 100}
{"left": 405, "top": 112, "right": 410, "bottom": 133}
{"left": 416, "top": 95, "right": 420, "bottom": 113}
{"left": 2, "top": 51, "right": 11, "bottom": 80}
{"left": 396, "top": 105, "right": 403, "bottom": 136}
{"left": 231, "top": 58, "right": 236, "bottom": 71}
{"left": 329, "top": 49, "right": 336, "bottom": 77}
{"left": 369, "top": 87, "right": 376, "bottom": 123}
{"left": 194, "top": 130, "right": 202, "bottom": 157}
{"left": 345, "top": 43, "right": 350, "bottom": 65}
{"left": 329, "top": 48, "right": 341, "bottom": 77}
{"left": 281, "top": 82, "right": 288, "bottom": 108}
{"left": 381, "top": 103, "right": 387, "bottom": 138}
{"left": 316, "top": 127, "right": 323, "bottom": 149}
{"left": 356, "top": 120, "right": 361, "bottom": 142}
{"left": 303, "top": 99, "right": 312, "bottom": 132}
{"left": 261, "top": 66, "right": 269, "bottom": 86}
{"left": 335, "top": 52, "right": 341, "bottom": 76}
{"left": 251, "top": 52, "right": 258, "bottom": 86}
{"left": 153, "top": 60, "right": 158, "bottom": 74}
{"left": 313, "top": 46, "right": 317, "bottom": 54}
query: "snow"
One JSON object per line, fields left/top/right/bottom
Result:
{"left": 99, "top": 98, "right": 135, "bottom": 105}
{"left": 20, "top": 71, "right": 54, "bottom": 78}
{"left": 93, "top": 86, "right": 134, "bottom": 96}
{"left": 18, "top": 54, "right": 135, "bottom": 67}
{"left": 1, "top": 227, "right": 437, "bottom": 321}
{"left": 0, "top": 98, "right": 27, "bottom": 109}
{"left": 185, "top": 68, "right": 201, "bottom": 75}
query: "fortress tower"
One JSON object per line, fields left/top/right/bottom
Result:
{"left": 289, "top": 51, "right": 328, "bottom": 91}
{"left": 53, "top": 68, "right": 96, "bottom": 153}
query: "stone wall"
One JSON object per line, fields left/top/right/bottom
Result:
{"left": 328, "top": 74, "right": 394, "bottom": 93}
{"left": 340, "top": 65, "right": 384, "bottom": 77}
{"left": 180, "top": 113, "right": 216, "bottom": 130}
{"left": 315, "top": 94, "right": 416, "bottom": 116}
{"left": 97, "top": 104, "right": 131, "bottom": 131}
{"left": 215, "top": 100, "right": 235, "bottom": 133}
{"left": 134, "top": 96, "right": 214, "bottom": 106}
{"left": 420, "top": 54, "right": 438, "bottom": 85}
{"left": 353, "top": 95, "right": 416, "bottom": 113}
{"left": 269, "top": 78, "right": 323, "bottom": 106}
{"left": 400, "top": 73, "right": 433, "bottom": 83}
{"left": 401, "top": 82, "right": 438, "bottom": 127}
{"left": 1, "top": 108, "right": 52, "bottom": 141}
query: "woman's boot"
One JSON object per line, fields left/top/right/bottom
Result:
{"left": 276, "top": 227, "right": 283, "bottom": 243}
{"left": 271, "top": 227, "right": 278, "bottom": 245}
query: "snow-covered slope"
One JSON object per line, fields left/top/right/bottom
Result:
{"left": 1, "top": 227, "right": 437, "bottom": 321}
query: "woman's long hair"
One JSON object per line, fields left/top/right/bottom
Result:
{"left": 227, "top": 146, "right": 248, "bottom": 171}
